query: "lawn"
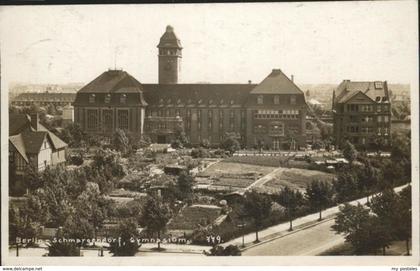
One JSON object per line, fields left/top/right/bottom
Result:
{"left": 198, "top": 161, "right": 275, "bottom": 178}
{"left": 258, "top": 168, "right": 335, "bottom": 194}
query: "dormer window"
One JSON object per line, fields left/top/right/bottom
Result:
{"left": 257, "top": 95, "right": 264, "bottom": 105}
{"left": 374, "top": 81, "right": 383, "bottom": 89}
{"left": 177, "top": 99, "right": 181, "bottom": 104}
{"left": 120, "top": 94, "right": 127, "bottom": 104}
{"left": 230, "top": 99, "right": 235, "bottom": 105}
{"left": 382, "top": 96, "right": 388, "bottom": 102}
{"left": 159, "top": 98, "right": 164, "bottom": 104}
{"left": 187, "top": 98, "right": 192, "bottom": 104}
{"left": 89, "top": 94, "right": 96, "bottom": 103}
{"left": 290, "top": 95, "right": 296, "bottom": 105}
{"left": 220, "top": 99, "right": 224, "bottom": 105}
{"left": 167, "top": 99, "right": 172, "bottom": 104}
{"left": 209, "top": 99, "right": 213, "bottom": 105}
{"left": 274, "top": 95, "right": 280, "bottom": 105}
{"left": 198, "top": 99, "right": 202, "bottom": 104}
{"left": 375, "top": 96, "right": 381, "bottom": 102}
{"left": 105, "top": 94, "right": 111, "bottom": 103}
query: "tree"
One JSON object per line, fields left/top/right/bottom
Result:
{"left": 360, "top": 162, "right": 381, "bottom": 203}
{"left": 277, "top": 187, "right": 304, "bottom": 231}
{"left": 397, "top": 185, "right": 412, "bottom": 255}
{"left": 305, "top": 180, "right": 333, "bottom": 221}
{"left": 333, "top": 170, "right": 359, "bottom": 203}
{"left": 140, "top": 196, "right": 172, "bottom": 250}
{"left": 176, "top": 172, "right": 194, "bottom": 201}
{"left": 220, "top": 133, "right": 241, "bottom": 154}
{"left": 9, "top": 205, "right": 41, "bottom": 255}
{"left": 112, "top": 128, "right": 130, "bottom": 154}
{"left": 243, "top": 191, "right": 272, "bottom": 243}
{"left": 332, "top": 203, "right": 392, "bottom": 255}
{"left": 342, "top": 140, "right": 358, "bottom": 165}
{"left": 108, "top": 219, "right": 141, "bottom": 256}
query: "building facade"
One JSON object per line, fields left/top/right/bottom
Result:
{"left": 74, "top": 26, "right": 307, "bottom": 150}
{"left": 332, "top": 80, "right": 392, "bottom": 149}
{"left": 9, "top": 114, "right": 67, "bottom": 176}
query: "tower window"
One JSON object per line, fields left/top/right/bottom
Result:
{"left": 120, "top": 94, "right": 127, "bottom": 104}
{"left": 105, "top": 94, "right": 111, "bottom": 104}
{"left": 274, "top": 95, "right": 280, "bottom": 105}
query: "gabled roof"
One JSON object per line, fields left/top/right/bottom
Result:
{"left": 37, "top": 123, "right": 68, "bottom": 150}
{"left": 77, "top": 70, "right": 145, "bottom": 94}
{"left": 9, "top": 114, "right": 31, "bottom": 136}
{"left": 20, "top": 131, "right": 48, "bottom": 154}
{"left": 9, "top": 134, "right": 29, "bottom": 162}
{"left": 13, "top": 92, "right": 75, "bottom": 102}
{"left": 334, "top": 80, "right": 389, "bottom": 104}
{"left": 250, "top": 69, "right": 304, "bottom": 95}
{"left": 157, "top": 25, "right": 182, "bottom": 49}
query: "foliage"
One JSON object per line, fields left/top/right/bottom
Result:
{"left": 112, "top": 129, "right": 130, "bottom": 155}
{"left": 243, "top": 191, "right": 272, "bottom": 242}
{"left": 333, "top": 170, "right": 360, "bottom": 203}
{"left": 220, "top": 133, "right": 241, "bottom": 154}
{"left": 140, "top": 196, "right": 172, "bottom": 249}
{"left": 277, "top": 187, "right": 305, "bottom": 230}
{"left": 205, "top": 245, "right": 241, "bottom": 256}
{"left": 9, "top": 205, "right": 41, "bottom": 245}
{"left": 191, "top": 147, "right": 210, "bottom": 158}
{"left": 176, "top": 172, "right": 194, "bottom": 201}
{"left": 342, "top": 140, "right": 358, "bottom": 165}
{"left": 305, "top": 180, "right": 333, "bottom": 220}
{"left": 48, "top": 240, "right": 80, "bottom": 256}
{"left": 108, "top": 219, "right": 141, "bottom": 256}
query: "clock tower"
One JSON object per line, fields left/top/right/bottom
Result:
{"left": 158, "top": 25, "right": 182, "bottom": 84}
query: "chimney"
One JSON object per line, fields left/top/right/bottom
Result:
{"left": 248, "top": 80, "right": 252, "bottom": 84}
{"left": 30, "top": 113, "right": 39, "bottom": 130}
{"left": 291, "top": 75, "right": 294, "bottom": 82}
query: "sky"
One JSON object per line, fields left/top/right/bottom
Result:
{"left": 0, "top": 1, "right": 418, "bottom": 86}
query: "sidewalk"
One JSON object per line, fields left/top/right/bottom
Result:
{"left": 224, "top": 184, "right": 408, "bottom": 250}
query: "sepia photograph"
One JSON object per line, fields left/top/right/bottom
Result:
{"left": 0, "top": 0, "right": 418, "bottom": 267}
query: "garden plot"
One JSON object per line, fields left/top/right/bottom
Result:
{"left": 259, "top": 168, "right": 335, "bottom": 194}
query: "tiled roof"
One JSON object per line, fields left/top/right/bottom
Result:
{"left": 9, "top": 134, "right": 29, "bottom": 162}
{"left": 21, "top": 130, "right": 48, "bottom": 154}
{"left": 37, "top": 123, "right": 68, "bottom": 150}
{"left": 142, "top": 84, "right": 256, "bottom": 105}
{"left": 250, "top": 69, "right": 304, "bottom": 95}
{"left": 77, "top": 70, "right": 145, "bottom": 94}
{"left": 9, "top": 114, "right": 30, "bottom": 136}
{"left": 157, "top": 25, "right": 182, "bottom": 49}
{"left": 334, "top": 80, "right": 389, "bottom": 104}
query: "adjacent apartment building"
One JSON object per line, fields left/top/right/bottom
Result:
{"left": 332, "top": 80, "right": 391, "bottom": 149}
{"left": 73, "top": 25, "right": 308, "bottom": 150}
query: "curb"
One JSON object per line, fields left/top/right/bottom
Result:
{"left": 239, "top": 215, "right": 336, "bottom": 252}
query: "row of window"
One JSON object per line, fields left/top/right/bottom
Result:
{"left": 257, "top": 95, "right": 297, "bottom": 105}
{"left": 89, "top": 94, "right": 127, "bottom": 104}
{"left": 349, "top": 115, "right": 390, "bottom": 123}
{"left": 254, "top": 109, "right": 300, "bottom": 119}
{"left": 86, "top": 109, "right": 129, "bottom": 130}
{"left": 159, "top": 98, "right": 237, "bottom": 106}
{"left": 346, "top": 104, "right": 389, "bottom": 113}
{"left": 346, "top": 126, "right": 390, "bottom": 134}
{"left": 254, "top": 123, "right": 285, "bottom": 135}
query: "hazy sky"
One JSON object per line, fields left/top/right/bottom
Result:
{"left": 0, "top": 1, "right": 418, "bottom": 86}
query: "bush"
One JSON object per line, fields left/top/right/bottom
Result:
{"left": 205, "top": 245, "right": 241, "bottom": 256}
{"left": 191, "top": 148, "right": 210, "bottom": 159}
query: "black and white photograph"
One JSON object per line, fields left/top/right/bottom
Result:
{"left": 0, "top": 0, "right": 418, "bottom": 267}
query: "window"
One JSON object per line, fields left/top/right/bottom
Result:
{"left": 290, "top": 95, "right": 296, "bottom": 105}
{"left": 89, "top": 94, "right": 96, "bottom": 103}
{"left": 208, "top": 110, "right": 213, "bottom": 130}
{"left": 269, "top": 123, "right": 284, "bottom": 136}
{"left": 120, "top": 94, "right": 127, "bottom": 104}
{"left": 384, "top": 116, "right": 389, "bottom": 123}
{"left": 257, "top": 95, "right": 264, "bottom": 105}
{"left": 87, "top": 109, "right": 98, "bottom": 130}
{"left": 175, "top": 109, "right": 180, "bottom": 116}
{"left": 374, "top": 81, "right": 383, "bottom": 89}
{"left": 219, "top": 110, "right": 224, "bottom": 129}
{"left": 254, "top": 124, "right": 266, "bottom": 133}
{"left": 376, "top": 105, "right": 382, "bottom": 112}
{"left": 105, "top": 94, "right": 111, "bottom": 103}
{"left": 230, "top": 99, "right": 235, "bottom": 105}
{"left": 117, "top": 110, "right": 129, "bottom": 130}
{"left": 274, "top": 95, "right": 280, "bottom": 105}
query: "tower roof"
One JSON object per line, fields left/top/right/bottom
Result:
{"left": 157, "top": 25, "right": 182, "bottom": 49}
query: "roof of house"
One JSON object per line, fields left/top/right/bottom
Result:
{"left": 157, "top": 25, "right": 182, "bottom": 49}
{"left": 334, "top": 80, "right": 389, "bottom": 104}
{"left": 12, "top": 92, "right": 76, "bottom": 102}
{"left": 77, "top": 70, "right": 145, "bottom": 94}
{"left": 9, "top": 114, "right": 68, "bottom": 160}
{"left": 250, "top": 69, "right": 304, "bottom": 95}
{"left": 9, "top": 114, "right": 31, "bottom": 136}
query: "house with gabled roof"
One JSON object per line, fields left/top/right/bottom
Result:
{"left": 9, "top": 113, "right": 68, "bottom": 178}
{"left": 73, "top": 26, "right": 308, "bottom": 150}
{"left": 332, "top": 80, "right": 391, "bottom": 149}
